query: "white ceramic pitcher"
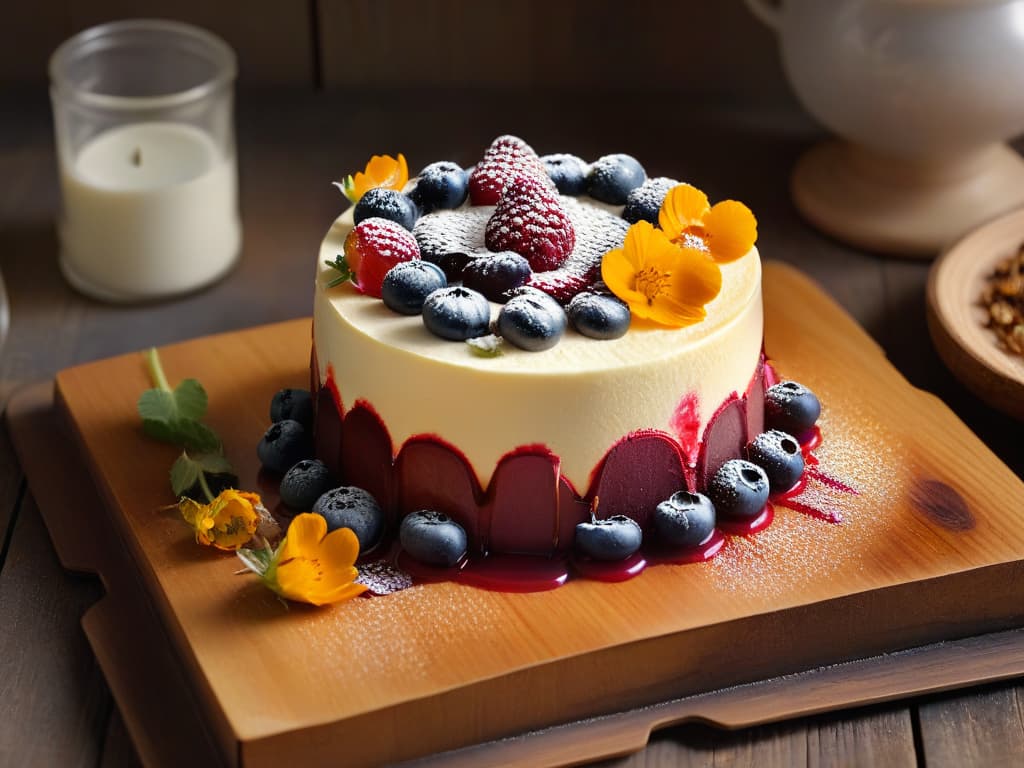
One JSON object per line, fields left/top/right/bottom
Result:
{"left": 746, "top": 0, "right": 1024, "bottom": 255}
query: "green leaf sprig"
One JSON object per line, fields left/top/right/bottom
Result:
{"left": 138, "top": 347, "right": 236, "bottom": 502}
{"left": 325, "top": 254, "right": 355, "bottom": 288}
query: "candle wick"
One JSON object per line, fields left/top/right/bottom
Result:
{"left": 131, "top": 147, "right": 142, "bottom": 167}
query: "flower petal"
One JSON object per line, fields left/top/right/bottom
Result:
{"left": 275, "top": 556, "right": 327, "bottom": 601}
{"left": 275, "top": 559, "right": 366, "bottom": 606}
{"left": 658, "top": 184, "right": 710, "bottom": 239}
{"left": 320, "top": 526, "right": 361, "bottom": 569}
{"left": 644, "top": 298, "right": 707, "bottom": 328}
{"left": 356, "top": 154, "right": 409, "bottom": 197}
{"left": 704, "top": 200, "right": 758, "bottom": 263}
{"left": 600, "top": 247, "right": 640, "bottom": 303}
{"left": 279, "top": 512, "right": 328, "bottom": 563}
{"left": 670, "top": 247, "right": 723, "bottom": 307}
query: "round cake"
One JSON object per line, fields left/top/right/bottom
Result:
{"left": 309, "top": 137, "right": 776, "bottom": 562}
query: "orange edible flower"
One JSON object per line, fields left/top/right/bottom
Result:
{"left": 337, "top": 153, "right": 409, "bottom": 204}
{"left": 658, "top": 183, "right": 757, "bottom": 264}
{"left": 179, "top": 489, "right": 261, "bottom": 551}
{"left": 237, "top": 513, "right": 367, "bottom": 606}
{"left": 601, "top": 220, "right": 722, "bottom": 328}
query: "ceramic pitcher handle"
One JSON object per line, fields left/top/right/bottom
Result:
{"left": 744, "top": 0, "right": 781, "bottom": 29}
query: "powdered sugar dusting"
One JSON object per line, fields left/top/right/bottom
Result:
{"left": 413, "top": 207, "right": 490, "bottom": 260}
{"left": 412, "top": 192, "right": 628, "bottom": 304}
{"left": 708, "top": 403, "right": 902, "bottom": 600}
{"left": 301, "top": 585, "right": 507, "bottom": 682}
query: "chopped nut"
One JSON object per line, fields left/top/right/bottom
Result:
{"left": 980, "top": 244, "right": 1024, "bottom": 358}
{"left": 998, "top": 277, "right": 1023, "bottom": 297}
{"left": 1009, "top": 325, "right": 1024, "bottom": 354}
{"left": 990, "top": 301, "right": 1015, "bottom": 325}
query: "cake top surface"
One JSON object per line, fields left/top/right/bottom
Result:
{"left": 316, "top": 205, "right": 761, "bottom": 376}
{"left": 315, "top": 136, "right": 763, "bottom": 375}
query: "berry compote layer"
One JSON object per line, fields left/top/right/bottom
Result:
{"left": 312, "top": 206, "right": 763, "bottom": 557}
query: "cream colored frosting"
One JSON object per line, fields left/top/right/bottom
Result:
{"left": 314, "top": 207, "right": 763, "bottom": 490}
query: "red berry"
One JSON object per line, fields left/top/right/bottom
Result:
{"left": 485, "top": 174, "right": 576, "bottom": 272}
{"left": 525, "top": 271, "right": 591, "bottom": 304}
{"left": 344, "top": 217, "right": 420, "bottom": 298}
{"left": 526, "top": 201, "right": 631, "bottom": 303}
{"left": 469, "top": 135, "right": 551, "bottom": 206}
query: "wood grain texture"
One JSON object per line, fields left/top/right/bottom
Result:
{"left": 4, "top": 0, "right": 314, "bottom": 88}
{"left": 0, "top": 497, "right": 110, "bottom": 767}
{"left": 599, "top": 708, "right": 917, "bottom": 768}
{"left": 917, "top": 683, "right": 1024, "bottom": 768}
{"left": 317, "top": 0, "right": 789, "bottom": 102}
{"left": 4, "top": 385, "right": 227, "bottom": 767}
{"left": 41, "top": 264, "right": 1024, "bottom": 766}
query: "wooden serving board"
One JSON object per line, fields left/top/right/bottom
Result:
{"left": 8, "top": 261, "right": 1024, "bottom": 767}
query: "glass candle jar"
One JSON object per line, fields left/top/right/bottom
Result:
{"left": 50, "top": 20, "right": 241, "bottom": 302}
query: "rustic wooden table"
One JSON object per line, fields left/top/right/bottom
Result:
{"left": 1, "top": 88, "right": 1022, "bottom": 767}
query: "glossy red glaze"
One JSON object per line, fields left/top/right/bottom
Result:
{"left": 571, "top": 551, "right": 648, "bottom": 583}
{"left": 459, "top": 553, "right": 570, "bottom": 592}
{"left": 717, "top": 504, "right": 775, "bottom": 536}
{"left": 646, "top": 529, "right": 727, "bottom": 566}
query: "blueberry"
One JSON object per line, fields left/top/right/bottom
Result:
{"left": 257, "top": 419, "right": 312, "bottom": 474}
{"left": 313, "top": 486, "right": 385, "bottom": 551}
{"left": 409, "top": 161, "right": 469, "bottom": 213}
{"left": 399, "top": 510, "right": 468, "bottom": 567}
{"left": 461, "top": 251, "right": 532, "bottom": 302}
{"left": 707, "top": 459, "right": 770, "bottom": 519}
{"left": 540, "top": 153, "right": 589, "bottom": 196}
{"left": 279, "top": 459, "right": 334, "bottom": 511}
{"left": 622, "top": 177, "right": 679, "bottom": 225}
{"left": 653, "top": 491, "right": 716, "bottom": 548}
{"left": 765, "top": 381, "right": 821, "bottom": 436}
{"left": 381, "top": 260, "right": 447, "bottom": 315}
{"left": 587, "top": 154, "right": 647, "bottom": 205}
{"left": 575, "top": 515, "right": 643, "bottom": 561}
{"left": 566, "top": 293, "right": 631, "bottom": 340}
{"left": 422, "top": 286, "right": 491, "bottom": 340}
{"left": 747, "top": 430, "right": 805, "bottom": 493}
{"left": 269, "top": 388, "right": 314, "bottom": 431}
{"left": 497, "top": 292, "right": 567, "bottom": 351}
{"left": 353, "top": 187, "right": 419, "bottom": 231}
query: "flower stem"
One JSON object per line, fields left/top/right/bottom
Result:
{"left": 145, "top": 347, "right": 172, "bottom": 393}
{"left": 197, "top": 469, "right": 216, "bottom": 503}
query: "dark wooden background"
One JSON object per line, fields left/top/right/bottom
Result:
{"left": 2, "top": 2, "right": 1024, "bottom": 767}
{"left": 4, "top": 1, "right": 790, "bottom": 99}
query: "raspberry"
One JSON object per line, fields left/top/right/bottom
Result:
{"left": 525, "top": 271, "right": 591, "bottom": 304}
{"left": 525, "top": 199, "right": 630, "bottom": 303}
{"left": 485, "top": 174, "right": 575, "bottom": 272}
{"left": 343, "top": 217, "right": 421, "bottom": 298}
{"left": 469, "top": 135, "right": 551, "bottom": 206}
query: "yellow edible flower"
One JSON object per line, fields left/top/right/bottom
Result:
{"left": 601, "top": 220, "right": 722, "bottom": 328}
{"left": 658, "top": 183, "right": 757, "bottom": 264}
{"left": 179, "top": 489, "right": 261, "bottom": 551}
{"left": 237, "top": 513, "right": 367, "bottom": 606}
{"left": 338, "top": 153, "right": 409, "bottom": 204}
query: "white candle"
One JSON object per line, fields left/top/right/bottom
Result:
{"left": 59, "top": 121, "right": 240, "bottom": 300}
